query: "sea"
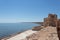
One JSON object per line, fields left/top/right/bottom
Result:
{"left": 0, "top": 22, "right": 40, "bottom": 38}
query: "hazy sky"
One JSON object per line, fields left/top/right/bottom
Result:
{"left": 0, "top": 0, "right": 60, "bottom": 23}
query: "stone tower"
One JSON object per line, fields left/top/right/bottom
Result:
{"left": 44, "top": 14, "right": 57, "bottom": 27}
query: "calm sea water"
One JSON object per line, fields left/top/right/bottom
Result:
{"left": 0, "top": 22, "right": 39, "bottom": 38}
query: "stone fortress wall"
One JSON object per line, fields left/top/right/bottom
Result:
{"left": 43, "top": 14, "right": 60, "bottom": 40}
{"left": 44, "top": 14, "right": 57, "bottom": 26}
{"left": 44, "top": 14, "right": 60, "bottom": 27}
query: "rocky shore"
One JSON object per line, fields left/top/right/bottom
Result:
{"left": 1, "top": 30, "right": 37, "bottom": 40}
{"left": 1, "top": 26, "right": 59, "bottom": 40}
{"left": 24, "top": 26, "right": 59, "bottom": 40}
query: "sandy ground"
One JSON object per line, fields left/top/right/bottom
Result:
{"left": 2, "top": 30, "right": 37, "bottom": 40}
{"left": 24, "top": 26, "right": 59, "bottom": 40}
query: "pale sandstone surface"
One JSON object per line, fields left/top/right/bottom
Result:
{"left": 1, "top": 30, "right": 37, "bottom": 40}
{"left": 23, "top": 26, "right": 59, "bottom": 40}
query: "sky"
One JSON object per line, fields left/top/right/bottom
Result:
{"left": 0, "top": 0, "right": 60, "bottom": 23}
